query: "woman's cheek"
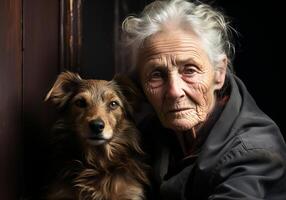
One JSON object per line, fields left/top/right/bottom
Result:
{"left": 184, "top": 81, "right": 209, "bottom": 107}
{"left": 143, "top": 81, "right": 162, "bottom": 106}
{"left": 143, "top": 82, "right": 158, "bottom": 98}
{"left": 187, "top": 81, "right": 215, "bottom": 118}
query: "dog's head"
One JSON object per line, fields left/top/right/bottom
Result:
{"left": 45, "top": 71, "right": 140, "bottom": 146}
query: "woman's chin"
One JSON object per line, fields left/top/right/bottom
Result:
{"left": 163, "top": 118, "right": 197, "bottom": 132}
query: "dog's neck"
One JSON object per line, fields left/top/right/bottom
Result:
{"left": 83, "top": 139, "right": 137, "bottom": 170}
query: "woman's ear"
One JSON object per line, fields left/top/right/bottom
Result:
{"left": 214, "top": 57, "right": 227, "bottom": 90}
{"left": 45, "top": 71, "right": 82, "bottom": 108}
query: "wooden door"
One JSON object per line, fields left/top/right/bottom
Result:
{"left": 0, "top": 0, "right": 22, "bottom": 199}
{"left": 0, "top": 0, "right": 60, "bottom": 199}
{"left": 22, "top": 0, "right": 60, "bottom": 198}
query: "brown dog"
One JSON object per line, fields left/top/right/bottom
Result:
{"left": 44, "top": 71, "right": 149, "bottom": 200}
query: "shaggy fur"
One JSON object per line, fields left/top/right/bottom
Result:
{"left": 44, "top": 71, "right": 149, "bottom": 200}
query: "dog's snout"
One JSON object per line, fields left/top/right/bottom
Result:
{"left": 89, "top": 119, "right": 105, "bottom": 134}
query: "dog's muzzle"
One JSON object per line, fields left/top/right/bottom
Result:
{"left": 89, "top": 119, "right": 104, "bottom": 133}
{"left": 87, "top": 119, "right": 111, "bottom": 145}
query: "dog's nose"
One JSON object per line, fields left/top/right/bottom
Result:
{"left": 89, "top": 119, "right": 105, "bottom": 134}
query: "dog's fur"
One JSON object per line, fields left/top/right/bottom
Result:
{"left": 44, "top": 71, "right": 149, "bottom": 200}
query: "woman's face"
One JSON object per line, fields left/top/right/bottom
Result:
{"left": 138, "top": 29, "right": 226, "bottom": 132}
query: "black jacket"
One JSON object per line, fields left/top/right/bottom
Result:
{"left": 140, "top": 74, "right": 286, "bottom": 200}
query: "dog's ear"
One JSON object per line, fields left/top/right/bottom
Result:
{"left": 112, "top": 74, "right": 144, "bottom": 115}
{"left": 45, "top": 71, "right": 82, "bottom": 108}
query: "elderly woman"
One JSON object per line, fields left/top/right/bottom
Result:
{"left": 122, "top": 0, "right": 286, "bottom": 199}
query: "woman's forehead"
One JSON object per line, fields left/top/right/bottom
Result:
{"left": 145, "top": 30, "right": 201, "bottom": 49}
{"left": 138, "top": 30, "right": 208, "bottom": 65}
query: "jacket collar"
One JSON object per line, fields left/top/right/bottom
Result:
{"left": 197, "top": 73, "right": 243, "bottom": 169}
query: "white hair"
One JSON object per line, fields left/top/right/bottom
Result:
{"left": 121, "top": 0, "right": 236, "bottom": 73}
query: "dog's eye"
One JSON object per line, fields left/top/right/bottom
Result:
{"left": 109, "top": 101, "right": 119, "bottom": 110}
{"left": 74, "top": 98, "right": 87, "bottom": 108}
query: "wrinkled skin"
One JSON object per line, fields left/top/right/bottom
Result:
{"left": 138, "top": 29, "right": 227, "bottom": 134}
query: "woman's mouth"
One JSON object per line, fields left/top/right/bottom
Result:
{"left": 168, "top": 108, "right": 190, "bottom": 113}
{"left": 167, "top": 107, "right": 192, "bottom": 113}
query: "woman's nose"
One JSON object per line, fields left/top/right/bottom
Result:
{"left": 165, "top": 73, "right": 185, "bottom": 100}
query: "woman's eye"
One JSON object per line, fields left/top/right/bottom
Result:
{"left": 183, "top": 65, "right": 197, "bottom": 76}
{"left": 150, "top": 70, "right": 163, "bottom": 80}
{"left": 109, "top": 101, "right": 119, "bottom": 110}
{"left": 74, "top": 98, "right": 87, "bottom": 108}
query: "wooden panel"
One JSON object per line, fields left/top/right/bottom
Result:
{"left": 60, "top": 0, "right": 83, "bottom": 72}
{"left": 22, "top": 0, "right": 60, "bottom": 198}
{"left": 0, "top": 0, "right": 22, "bottom": 199}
